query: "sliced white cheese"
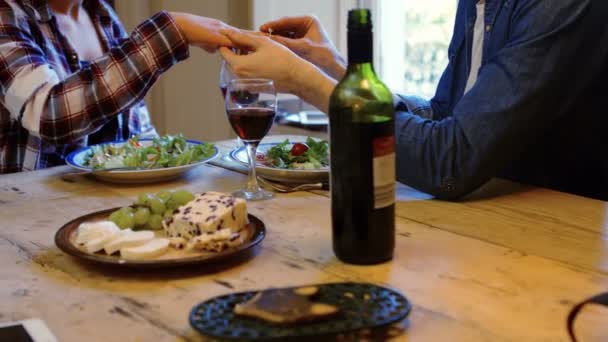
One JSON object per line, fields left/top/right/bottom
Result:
{"left": 100, "top": 228, "right": 133, "bottom": 252}
{"left": 84, "top": 233, "right": 117, "bottom": 254}
{"left": 120, "top": 238, "right": 170, "bottom": 260}
{"left": 75, "top": 221, "right": 120, "bottom": 246}
{"left": 163, "top": 192, "right": 248, "bottom": 240}
{"left": 83, "top": 228, "right": 133, "bottom": 255}
{"left": 103, "top": 230, "right": 154, "bottom": 255}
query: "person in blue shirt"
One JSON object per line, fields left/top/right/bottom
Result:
{"left": 220, "top": 0, "right": 608, "bottom": 200}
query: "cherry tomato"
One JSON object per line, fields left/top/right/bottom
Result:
{"left": 290, "top": 143, "right": 309, "bottom": 156}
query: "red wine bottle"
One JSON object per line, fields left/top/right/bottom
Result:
{"left": 328, "top": 9, "right": 395, "bottom": 264}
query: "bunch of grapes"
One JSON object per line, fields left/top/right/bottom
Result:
{"left": 109, "top": 190, "right": 195, "bottom": 230}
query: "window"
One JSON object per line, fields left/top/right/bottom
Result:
{"left": 251, "top": 0, "right": 457, "bottom": 102}
{"left": 341, "top": 0, "right": 457, "bottom": 98}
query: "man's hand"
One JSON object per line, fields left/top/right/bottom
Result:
{"left": 219, "top": 29, "right": 336, "bottom": 113}
{"left": 170, "top": 12, "right": 234, "bottom": 53}
{"left": 219, "top": 29, "right": 302, "bottom": 93}
{"left": 260, "top": 16, "right": 346, "bottom": 80}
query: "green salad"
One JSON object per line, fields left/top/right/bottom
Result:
{"left": 262, "top": 137, "right": 329, "bottom": 170}
{"left": 84, "top": 134, "right": 216, "bottom": 170}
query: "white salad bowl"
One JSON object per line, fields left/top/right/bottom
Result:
{"left": 229, "top": 136, "right": 329, "bottom": 184}
{"left": 65, "top": 139, "right": 219, "bottom": 184}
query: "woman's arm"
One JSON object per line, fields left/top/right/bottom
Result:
{"left": 0, "top": 10, "right": 231, "bottom": 145}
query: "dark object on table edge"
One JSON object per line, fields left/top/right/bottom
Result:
{"left": 567, "top": 291, "right": 608, "bottom": 342}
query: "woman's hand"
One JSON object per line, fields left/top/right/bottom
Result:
{"left": 170, "top": 12, "right": 233, "bottom": 52}
{"left": 219, "top": 29, "right": 336, "bottom": 113}
{"left": 260, "top": 16, "right": 346, "bottom": 80}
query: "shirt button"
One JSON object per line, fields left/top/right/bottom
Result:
{"left": 485, "top": 25, "right": 492, "bottom": 32}
{"left": 70, "top": 53, "right": 78, "bottom": 62}
{"left": 442, "top": 177, "right": 456, "bottom": 192}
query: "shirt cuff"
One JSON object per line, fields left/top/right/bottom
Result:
{"left": 132, "top": 11, "right": 189, "bottom": 73}
{"left": 393, "top": 94, "right": 434, "bottom": 119}
{"left": 393, "top": 94, "right": 409, "bottom": 112}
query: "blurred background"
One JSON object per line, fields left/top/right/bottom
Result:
{"left": 114, "top": 0, "right": 455, "bottom": 141}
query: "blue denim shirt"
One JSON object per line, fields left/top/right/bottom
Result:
{"left": 395, "top": 0, "right": 608, "bottom": 200}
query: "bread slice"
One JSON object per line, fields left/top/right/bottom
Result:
{"left": 234, "top": 286, "right": 339, "bottom": 324}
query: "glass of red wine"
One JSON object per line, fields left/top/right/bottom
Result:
{"left": 225, "top": 78, "right": 277, "bottom": 201}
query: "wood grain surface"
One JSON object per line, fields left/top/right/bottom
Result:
{"left": 1, "top": 137, "right": 607, "bottom": 341}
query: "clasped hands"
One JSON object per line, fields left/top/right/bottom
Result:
{"left": 172, "top": 12, "right": 344, "bottom": 112}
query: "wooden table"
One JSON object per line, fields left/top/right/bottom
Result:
{"left": 2, "top": 141, "right": 608, "bottom": 341}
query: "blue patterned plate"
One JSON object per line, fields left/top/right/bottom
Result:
{"left": 65, "top": 139, "right": 218, "bottom": 183}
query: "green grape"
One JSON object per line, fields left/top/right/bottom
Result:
{"left": 119, "top": 206, "right": 134, "bottom": 214}
{"left": 163, "top": 209, "right": 174, "bottom": 219}
{"left": 148, "top": 214, "right": 163, "bottom": 230}
{"left": 135, "top": 193, "right": 152, "bottom": 206}
{"left": 148, "top": 198, "right": 166, "bottom": 215}
{"left": 109, "top": 210, "right": 122, "bottom": 226}
{"left": 134, "top": 207, "right": 151, "bottom": 226}
{"left": 156, "top": 191, "right": 173, "bottom": 202}
{"left": 166, "top": 198, "right": 180, "bottom": 211}
{"left": 172, "top": 190, "right": 195, "bottom": 206}
{"left": 117, "top": 212, "right": 135, "bottom": 229}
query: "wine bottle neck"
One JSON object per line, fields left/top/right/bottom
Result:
{"left": 346, "top": 63, "right": 376, "bottom": 78}
{"left": 347, "top": 30, "right": 373, "bottom": 64}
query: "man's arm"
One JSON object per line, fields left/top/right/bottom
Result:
{"left": 396, "top": 0, "right": 593, "bottom": 200}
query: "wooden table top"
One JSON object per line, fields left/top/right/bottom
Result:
{"left": 1, "top": 139, "right": 608, "bottom": 341}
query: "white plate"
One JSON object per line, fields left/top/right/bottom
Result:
{"left": 230, "top": 136, "right": 328, "bottom": 183}
{"left": 283, "top": 111, "right": 328, "bottom": 127}
{"left": 65, "top": 139, "right": 219, "bottom": 184}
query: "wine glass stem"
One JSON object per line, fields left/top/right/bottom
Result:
{"left": 245, "top": 142, "right": 261, "bottom": 192}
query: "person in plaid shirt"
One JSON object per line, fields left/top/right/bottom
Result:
{"left": 0, "top": 0, "right": 234, "bottom": 173}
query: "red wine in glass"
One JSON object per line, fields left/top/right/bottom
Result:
{"left": 225, "top": 78, "right": 276, "bottom": 201}
{"left": 227, "top": 108, "right": 276, "bottom": 142}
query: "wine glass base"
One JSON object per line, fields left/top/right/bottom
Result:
{"left": 232, "top": 188, "right": 274, "bottom": 201}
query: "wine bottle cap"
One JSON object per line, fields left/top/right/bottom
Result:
{"left": 348, "top": 9, "right": 372, "bottom": 31}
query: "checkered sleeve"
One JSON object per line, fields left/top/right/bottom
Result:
{"left": 0, "top": 10, "right": 188, "bottom": 145}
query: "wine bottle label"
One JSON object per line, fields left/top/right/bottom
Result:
{"left": 373, "top": 136, "right": 396, "bottom": 209}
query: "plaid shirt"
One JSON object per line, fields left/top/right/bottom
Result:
{"left": 0, "top": 0, "right": 189, "bottom": 173}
